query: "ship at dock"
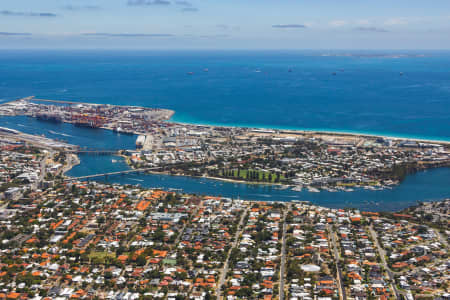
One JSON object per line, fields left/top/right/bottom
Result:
{"left": 35, "top": 112, "right": 63, "bottom": 123}
{"left": 71, "top": 114, "right": 104, "bottom": 128}
{"left": 113, "top": 127, "right": 135, "bottom": 135}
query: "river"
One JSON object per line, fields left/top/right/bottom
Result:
{"left": 1, "top": 115, "right": 448, "bottom": 212}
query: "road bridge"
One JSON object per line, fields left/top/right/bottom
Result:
{"left": 64, "top": 167, "right": 162, "bottom": 181}
{"left": 67, "top": 150, "right": 119, "bottom": 155}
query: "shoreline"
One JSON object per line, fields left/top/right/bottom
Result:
{"left": 169, "top": 118, "right": 450, "bottom": 145}
{"left": 2, "top": 97, "right": 450, "bottom": 144}
{"left": 61, "top": 153, "right": 80, "bottom": 176}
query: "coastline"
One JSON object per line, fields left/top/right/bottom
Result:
{"left": 169, "top": 118, "right": 450, "bottom": 145}
{"left": 2, "top": 97, "right": 450, "bottom": 144}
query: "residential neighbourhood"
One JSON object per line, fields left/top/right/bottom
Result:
{"left": 372, "top": 212, "right": 448, "bottom": 299}
{"left": 0, "top": 124, "right": 448, "bottom": 300}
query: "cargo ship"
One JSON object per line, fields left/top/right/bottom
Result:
{"left": 35, "top": 112, "right": 63, "bottom": 123}
{"left": 71, "top": 114, "right": 104, "bottom": 128}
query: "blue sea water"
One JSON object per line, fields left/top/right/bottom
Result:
{"left": 0, "top": 50, "right": 449, "bottom": 140}
{"left": 0, "top": 50, "right": 449, "bottom": 211}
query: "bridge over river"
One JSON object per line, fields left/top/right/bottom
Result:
{"left": 64, "top": 167, "right": 162, "bottom": 181}
{"left": 67, "top": 149, "right": 119, "bottom": 155}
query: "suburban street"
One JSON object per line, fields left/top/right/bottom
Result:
{"left": 369, "top": 225, "right": 400, "bottom": 300}
{"left": 328, "top": 224, "right": 346, "bottom": 300}
{"left": 216, "top": 207, "right": 249, "bottom": 300}
{"left": 279, "top": 204, "right": 290, "bottom": 300}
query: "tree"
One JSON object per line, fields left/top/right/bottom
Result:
{"left": 153, "top": 228, "right": 165, "bottom": 242}
{"left": 236, "top": 287, "right": 252, "bottom": 297}
{"left": 136, "top": 254, "right": 147, "bottom": 266}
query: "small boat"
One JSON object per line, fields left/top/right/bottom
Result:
{"left": 307, "top": 187, "right": 320, "bottom": 193}
{"left": 399, "top": 72, "right": 404, "bottom": 76}
{"left": 111, "top": 159, "right": 117, "bottom": 163}
{"left": 203, "top": 68, "right": 209, "bottom": 72}
{"left": 187, "top": 72, "right": 194, "bottom": 75}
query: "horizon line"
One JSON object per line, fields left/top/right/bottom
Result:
{"left": 1, "top": 48, "right": 450, "bottom": 51}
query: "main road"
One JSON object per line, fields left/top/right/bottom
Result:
{"left": 279, "top": 204, "right": 290, "bottom": 300}
{"left": 216, "top": 207, "right": 249, "bottom": 300}
{"left": 328, "top": 224, "right": 346, "bottom": 300}
{"left": 369, "top": 225, "right": 399, "bottom": 299}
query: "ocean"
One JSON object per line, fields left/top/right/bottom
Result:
{"left": 0, "top": 50, "right": 449, "bottom": 211}
{"left": 1, "top": 50, "right": 449, "bottom": 140}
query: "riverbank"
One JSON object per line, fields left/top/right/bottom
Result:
{"left": 66, "top": 155, "right": 450, "bottom": 212}
{"left": 61, "top": 153, "right": 80, "bottom": 176}
{"left": 125, "top": 161, "right": 450, "bottom": 193}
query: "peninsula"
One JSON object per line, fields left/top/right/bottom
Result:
{"left": 1, "top": 97, "right": 449, "bottom": 193}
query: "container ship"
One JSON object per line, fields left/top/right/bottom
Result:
{"left": 35, "top": 112, "right": 63, "bottom": 123}
{"left": 71, "top": 114, "right": 104, "bottom": 128}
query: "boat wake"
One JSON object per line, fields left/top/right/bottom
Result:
{"left": 49, "top": 130, "right": 74, "bottom": 137}
{"left": 129, "top": 178, "right": 144, "bottom": 182}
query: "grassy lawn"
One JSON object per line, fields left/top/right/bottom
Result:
{"left": 88, "top": 251, "right": 116, "bottom": 263}
{"left": 219, "top": 169, "right": 285, "bottom": 183}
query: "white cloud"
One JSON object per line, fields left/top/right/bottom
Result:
{"left": 329, "top": 20, "right": 348, "bottom": 27}
{"left": 384, "top": 18, "right": 408, "bottom": 26}
{"left": 356, "top": 19, "right": 371, "bottom": 26}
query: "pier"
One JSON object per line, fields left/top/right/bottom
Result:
{"left": 64, "top": 167, "right": 162, "bottom": 181}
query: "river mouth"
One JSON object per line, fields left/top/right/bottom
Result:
{"left": 1, "top": 115, "right": 449, "bottom": 212}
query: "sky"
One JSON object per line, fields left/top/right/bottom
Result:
{"left": 1, "top": 0, "right": 450, "bottom": 49}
